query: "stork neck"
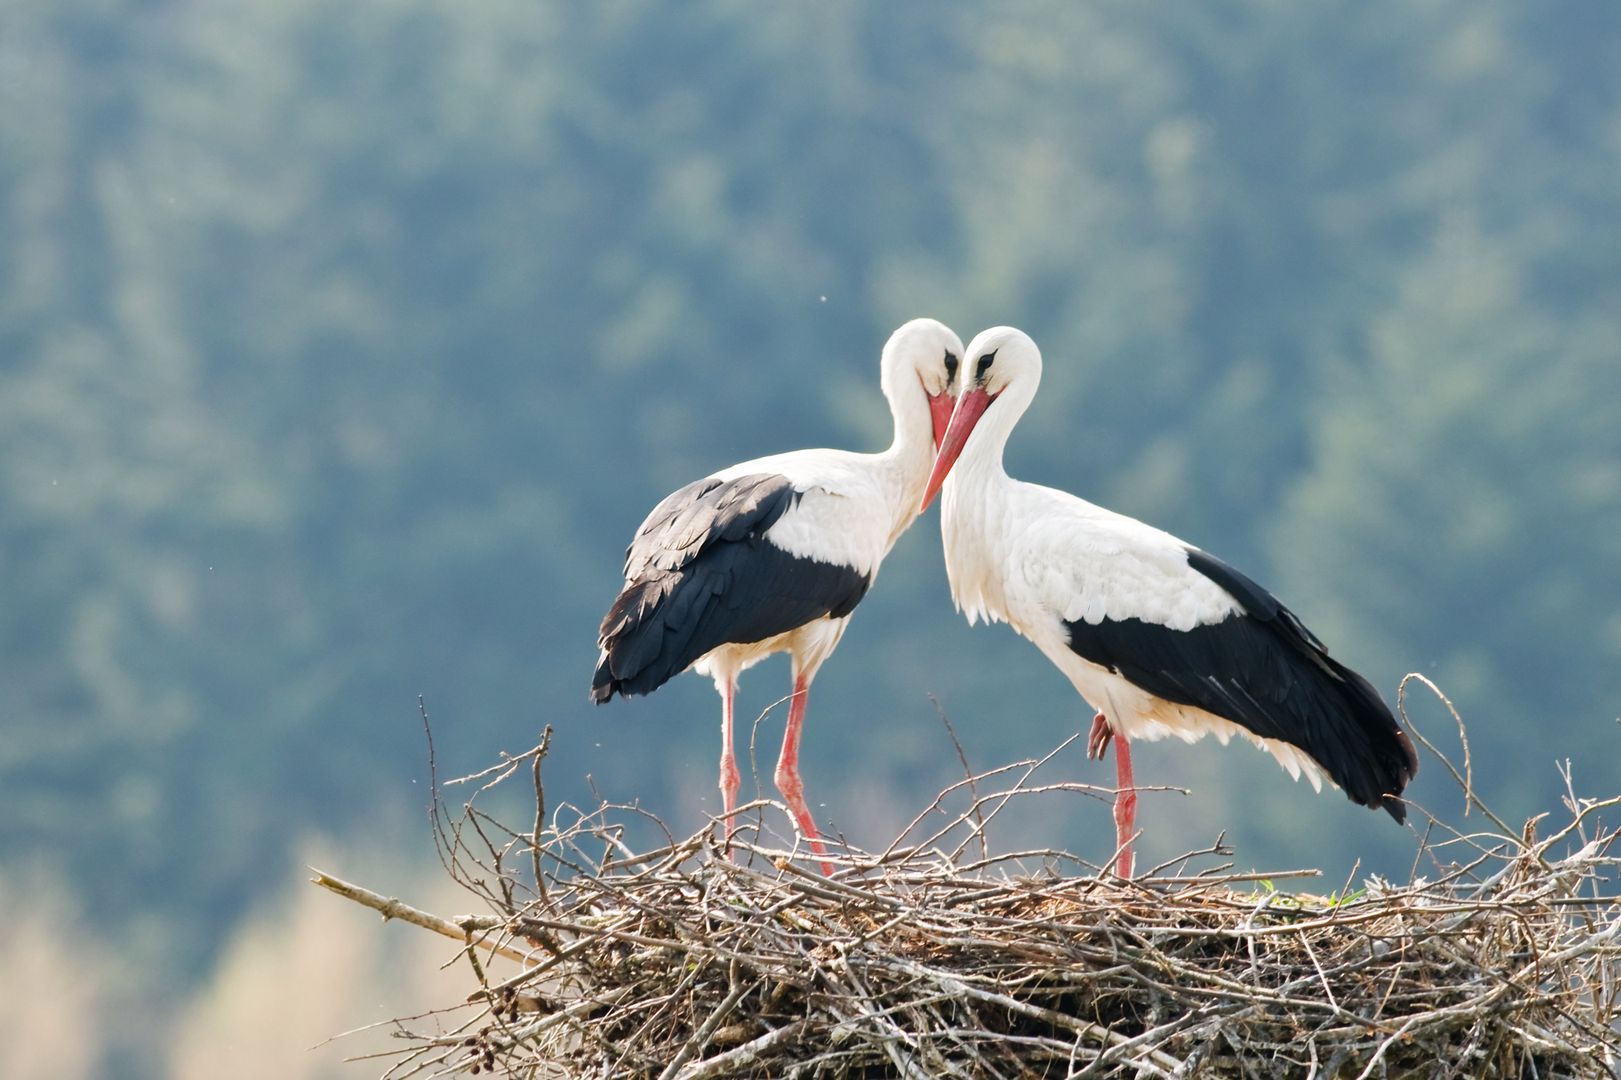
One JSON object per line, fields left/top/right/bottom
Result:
{"left": 875, "top": 381, "right": 940, "bottom": 538}
{"left": 955, "top": 376, "right": 1034, "bottom": 488}
{"left": 938, "top": 414, "right": 1019, "bottom": 627}
{"left": 939, "top": 382, "right": 1031, "bottom": 553}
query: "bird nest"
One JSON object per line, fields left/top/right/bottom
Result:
{"left": 320, "top": 684, "right": 1621, "bottom": 1078}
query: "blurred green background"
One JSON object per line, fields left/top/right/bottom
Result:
{"left": 3, "top": 2, "right": 1619, "bottom": 1075}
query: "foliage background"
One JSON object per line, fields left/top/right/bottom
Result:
{"left": 2, "top": 2, "right": 1617, "bottom": 1075}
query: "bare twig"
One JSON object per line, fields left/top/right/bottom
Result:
{"left": 309, "top": 868, "right": 531, "bottom": 966}
{"left": 322, "top": 676, "right": 1621, "bottom": 1078}
{"left": 530, "top": 725, "right": 553, "bottom": 906}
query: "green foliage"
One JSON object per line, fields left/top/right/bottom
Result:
{"left": 1250, "top": 879, "right": 1369, "bottom": 915}
{"left": 1274, "top": 216, "right": 1621, "bottom": 819}
{"left": 2, "top": 2, "right": 1618, "bottom": 1073}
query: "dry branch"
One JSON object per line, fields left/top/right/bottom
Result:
{"left": 323, "top": 700, "right": 1621, "bottom": 1079}
{"left": 309, "top": 869, "right": 531, "bottom": 966}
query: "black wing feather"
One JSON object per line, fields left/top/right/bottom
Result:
{"left": 1065, "top": 548, "right": 1418, "bottom": 821}
{"left": 591, "top": 473, "right": 871, "bottom": 702}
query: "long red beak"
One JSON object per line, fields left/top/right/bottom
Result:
{"left": 920, "top": 387, "right": 995, "bottom": 511}
{"left": 928, "top": 392, "right": 956, "bottom": 450}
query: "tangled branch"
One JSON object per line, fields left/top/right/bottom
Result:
{"left": 320, "top": 692, "right": 1621, "bottom": 1078}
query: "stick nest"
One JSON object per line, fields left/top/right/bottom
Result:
{"left": 325, "top": 687, "right": 1621, "bottom": 1078}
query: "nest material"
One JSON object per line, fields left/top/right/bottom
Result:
{"left": 324, "top": 698, "right": 1621, "bottom": 1079}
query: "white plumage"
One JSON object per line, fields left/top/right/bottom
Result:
{"left": 594, "top": 318, "right": 966, "bottom": 873}
{"left": 922, "top": 326, "right": 1418, "bottom": 878}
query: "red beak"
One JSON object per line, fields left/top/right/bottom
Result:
{"left": 927, "top": 392, "right": 956, "bottom": 450}
{"left": 920, "top": 387, "right": 995, "bottom": 511}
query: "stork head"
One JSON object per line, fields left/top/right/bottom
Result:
{"left": 880, "top": 317, "right": 964, "bottom": 450}
{"left": 920, "top": 326, "right": 1042, "bottom": 510}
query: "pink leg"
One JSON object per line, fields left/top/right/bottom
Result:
{"left": 717, "top": 677, "right": 740, "bottom": 860}
{"left": 1112, "top": 728, "right": 1137, "bottom": 880}
{"left": 774, "top": 675, "right": 834, "bottom": 875}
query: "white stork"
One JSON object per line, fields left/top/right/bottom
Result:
{"left": 593, "top": 318, "right": 965, "bottom": 873}
{"left": 921, "top": 327, "right": 1418, "bottom": 879}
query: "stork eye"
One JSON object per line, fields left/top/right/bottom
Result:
{"left": 944, "top": 351, "right": 959, "bottom": 378}
{"left": 976, "top": 351, "right": 997, "bottom": 380}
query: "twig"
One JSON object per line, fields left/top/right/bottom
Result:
{"left": 309, "top": 868, "right": 531, "bottom": 966}
{"left": 931, "top": 693, "right": 990, "bottom": 866}
{"left": 671, "top": 1020, "right": 807, "bottom": 1080}
{"left": 531, "top": 725, "right": 553, "bottom": 906}
{"left": 323, "top": 675, "right": 1621, "bottom": 1079}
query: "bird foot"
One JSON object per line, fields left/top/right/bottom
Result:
{"left": 1087, "top": 712, "right": 1113, "bottom": 761}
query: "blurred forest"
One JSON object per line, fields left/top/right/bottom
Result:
{"left": 2, "top": 2, "right": 1619, "bottom": 1075}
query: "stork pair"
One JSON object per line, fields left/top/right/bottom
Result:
{"left": 592, "top": 321, "right": 1417, "bottom": 878}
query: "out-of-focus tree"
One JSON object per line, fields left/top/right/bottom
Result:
{"left": 1273, "top": 218, "right": 1621, "bottom": 817}
{"left": 167, "top": 839, "right": 472, "bottom": 1080}
{"left": 0, "top": 874, "right": 108, "bottom": 1080}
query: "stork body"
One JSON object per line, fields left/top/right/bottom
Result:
{"left": 593, "top": 318, "right": 964, "bottom": 872}
{"left": 922, "top": 328, "right": 1418, "bottom": 878}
